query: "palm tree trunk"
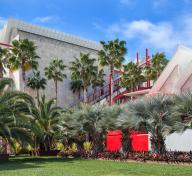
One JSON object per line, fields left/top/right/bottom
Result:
{"left": 54, "top": 80, "right": 58, "bottom": 105}
{"left": 83, "top": 87, "right": 87, "bottom": 103}
{"left": 22, "top": 63, "right": 26, "bottom": 82}
{"left": 36, "top": 89, "right": 40, "bottom": 105}
{"left": 0, "top": 62, "right": 4, "bottom": 79}
{"left": 109, "top": 65, "right": 114, "bottom": 106}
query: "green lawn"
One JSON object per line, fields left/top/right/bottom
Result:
{"left": 0, "top": 156, "right": 192, "bottom": 176}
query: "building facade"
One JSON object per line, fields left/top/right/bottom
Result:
{"left": 0, "top": 19, "right": 104, "bottom": 107}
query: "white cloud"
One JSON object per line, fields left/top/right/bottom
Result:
{"left": 34, "top": 16, "right": 56, "bottom": 23}
{"left": 99, "top": 14, "right": 192, "bottom": 54}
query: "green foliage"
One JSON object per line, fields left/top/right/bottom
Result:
{"left": 121, "top": 61, "right": 144, "bottom": 91}
{"left": 69, "top": 53, "right": 97, "bottom": 103}
{"left": 6, "top": 39, "right": 40, "bottom": 81}
{"left": 27, "top": 96, "right": 62, "bottom": 151}
{"left": 143, "top": 52, "right": 168, "bottom": 81}
{"left": 44, "top": 58, "right": 67, "bottom": 104}
{"left": 27, "top": 70, "right": 47, "bottom": 103}
{"left": 98, "top": 39, "right": 127, "bottom": 69}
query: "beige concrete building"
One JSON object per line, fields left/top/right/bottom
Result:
{"left": 0, "top": 19, "right": 103, "bottom": 107}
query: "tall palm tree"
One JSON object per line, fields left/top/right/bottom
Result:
{"left": 98, "top": 39, "right": 127, "bottom": 105}
{"left": 0, "top": 47, "right": 7, "bottom": 79}
{"left": 27, "top": 96, "right": 62, "bottom": 151}
{"left": 0, "top": 78, "right": 34, "bottom": 154}
{"left": 144, "top": 52, "right": 168, "bottom": 81}
{"left": 44, "top": 58, "right": 67, "bottom": 105}
{"left": 91, "top": 68, "right": 105, "bottom": 98}
{"left": 70, "top": 80, "right": 83, "bottom": 99}
{"left": 125, "top": 95, "right": 182, "bottom": 154}
{"left": 121, "top": 61, "right": 144, "bottom": 91}
{"left": 69, "top": 53, "right": 97, "bottom": 103}
{"left": 26, "top": 71, "right": 47, "bottom": 104}
{"left": 6, "top": 39, "right": 40, "bottom": 82}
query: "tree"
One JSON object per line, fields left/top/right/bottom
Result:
{"left": 126, "top": 95, "right": 181, "bottom": 154}
{"left": 69, "top": 53, "right": 97, "bottom": 103}
{"left": 91, "top": 68, "right": 105, "bottom": 98}
{"left": 26, "top": 71, "right": 47, "bottom": 104}
{"left": 0, "top": 47, "right": 7, "bottom": 79}
{"left": 98, "top": 39, "right": 127, "bottom": 105}
{"left": 70, "top": 80, "right": 83, "bottom": 99}
{"left": 66, "top": 104, "right": 106, "bottom": 153}
{"left": 44, "top": 58, "right": 67, "bottom": 105}
{"left": 6, "top": 39, "right": 39, "bottom": 82}
{"left": 27, "top": 96, "right": 62, "bottom": 151}
{"left": 144, "top": 52, "right": 168, "bottom": 81}
{"left": 121, "top": 61, "right": 144, "bottom": 91}
{"left": 0, "top": 78, "right": 34, "bottom": 154}
{"left": 172, "top": 92, "right": 192, "bottom": 130}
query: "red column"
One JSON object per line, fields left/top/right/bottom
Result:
{"left": 136, "top": 52, "right": 139, "bottom": 65}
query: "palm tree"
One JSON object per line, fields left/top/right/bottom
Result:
{"left": 98, "top": 39, "right": 127, "bottom": 105}
{"left": 91, "top": 68, "right": 105, "bottom": 98}
{"left": 66, "top": 104, "right": 106, "bottom": 153}
{"left": 125, "top": 95, "right": 182, "bottom": 154}
{"left": 121, "top": 61, "right": 144, "bottom": 91}
{"left": 26, "top": 71, "right": 47, "bottom": 104}
{"left": 6, "top": 39, "right": 40, "bottom": 82}
{"left": 69, "top": 53, "right": 97, "bottom": 103}
{"left": 0, "top": 47, "right": 7, "bottom": 79}
{"left": 44, "top": 58, "right": 67, "bottom": 105}
{"left": 172, "top": 92, "right": 192, "bottom": 129}
{"left": 70, "top": 80, "right": 83, "bottom": 99}
{"left": 0, "top": 78, "right": 34, "bottom": 154}
{"left": 27, "top": 96, "right": 62, "bottom": 151}
{"left": 144, "top": 52, "right": 168, "bottom": 81}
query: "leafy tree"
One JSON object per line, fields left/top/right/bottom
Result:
{"left": 144, "top": 52, "right": 168, "bottom": 81}
{"left": 44, "top": 58, "right": 67, "bottom": 105}
{"left": 91, "top": 68, "right": 105, "bottom": 97}
{"left": 0, "top": 78, "right": 34, "bottom": 154}
{"left": 6, "top": 39, "right": 39, "bottom": 82}
{"left": 121, "top": 61, "right": 144, "bottom": 91}
{"left": 98, "top": 39, "right": 127, "bottom": 105}
{"left": 125, "top": 95, "right": 181, "bottom": 154}
{"left": 26, "top": 71, "right": 47, "bottom": 104}
{"left": 69, "top": 53, "right": 97, "bottom": 103}
{"left": 70, "top": 80, "right": 83, "bottom": 99}
{"left": 0, "top": 47, "right": 7, "bottom": 78}
{"left": 172, "top": 92, "right": 192, "bottom": 130}
{"left": 27, "top": 96, "right": 62, "bottom": 151}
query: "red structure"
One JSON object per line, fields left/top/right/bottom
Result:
{"left": 106, "top": 130, "right": 149, "bottom": 152}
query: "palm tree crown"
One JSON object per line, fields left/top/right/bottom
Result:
{"left": 27, "top": 71, "right": 47, "bottom": 103}
{"left": 6, "top": 39, "right": 40, "bottom": 82}
{"left": 98, "top": 39, "right": 127, "bottom": 105}
{"left": 44, "top": 58, "right": 67, "bottom": 105}
{"left": 69, "top": 53, "right": 97, "bottom": 103}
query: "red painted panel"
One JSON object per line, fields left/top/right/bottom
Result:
{"left": 107, "top": 130, "right": 122, "bottom": 151}
{"left": 106, "top": 130, "right": 149, "bottom": 152}
{"left": 131, "top": 134, "right": 148, "bottom": 151}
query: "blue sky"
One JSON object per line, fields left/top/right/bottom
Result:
{"left": 1, "top": 0, "right": 192, "bottom": 61}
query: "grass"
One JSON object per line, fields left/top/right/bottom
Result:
{"left": 0, "top": 156, "right": 192, "bottom": 176}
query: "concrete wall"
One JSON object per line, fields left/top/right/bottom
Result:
{"left": 17, "top": 30, "right": 100, "bottom": 107}
{"left": 165, "top": 129, "right": 192, "bottom": 151}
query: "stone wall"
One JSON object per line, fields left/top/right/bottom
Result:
{"left": 18, "top": 30, "right": 101, "bottom": 107}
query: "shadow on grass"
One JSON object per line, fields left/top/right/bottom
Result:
{"left": 0, "top": 156, "right": 80, "bottom": 171}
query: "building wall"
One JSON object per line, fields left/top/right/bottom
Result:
{"left": 17, "top": 30, "right": 100, "bottom": 107}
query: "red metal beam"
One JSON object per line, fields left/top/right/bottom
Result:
{"left": 0, "top": 42, "right": 12, "bottom": 47}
